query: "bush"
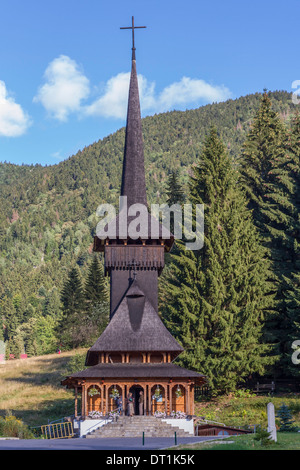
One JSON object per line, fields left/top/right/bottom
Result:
{"left": 0, "top": 413, "right": 34, "bottom": 439}
{"left": 253, "top": 427, "right": 274, "bottom": 447}
{"left": 276, "top": 403, "right": 298, "bottom": 432}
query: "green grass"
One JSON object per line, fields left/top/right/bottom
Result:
{"left": 0, "top": 349, "right": 87, "bottom": 429}
{"left": 194, "top": 390, "right": 300, "bottom": 430}
{"left": 174, "top": 432, "right": 300, "bottom": 450}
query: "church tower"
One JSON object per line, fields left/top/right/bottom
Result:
{"left": 62, "top": 18, "right": 205, "bottom": 421}
{"left": 93, "top": 18, "right": 173, "bottom": 319}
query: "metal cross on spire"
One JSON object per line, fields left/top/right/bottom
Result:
{"left": 120, "top": 16, "right": 146, "bottom": 59}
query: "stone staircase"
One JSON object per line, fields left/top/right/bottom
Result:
{"left": 85, "top": 415, "right": 193, "bottom": 438}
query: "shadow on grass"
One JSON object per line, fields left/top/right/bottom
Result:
{"left": 3, "top": 355, "right": 72, "bottom": 387}
{"left": 0, "top": 355, "right": 78, "bottom": 427}
{"left": 0, "top": 396, "right": 77, "bottom": 428}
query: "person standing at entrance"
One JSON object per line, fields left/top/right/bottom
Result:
{"left": 117, "top": 396, "right": 123, "bottom": 415}
{"left": 127, "top": 392, "right": 134, "bottom": 416}
{"left": 139, "top": 390, "right": 144, "bottom": 416}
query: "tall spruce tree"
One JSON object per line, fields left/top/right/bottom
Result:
{"left": 164, "top": 169, "right": 186, "bottom": 260}
{"left": 240, "top": 92, "right": 295, "bottom": 374}
{"left": 84, "top": 255, "right": 109, "bottom": 339}
{"left": 160, "top": 127, "right": 276, "bottom": 394}
{"left": 84, "top": 255, "right": 108, "bottom": 310}
{"left": 166, "top": 169, "right": 186, "bottom": 206}
{"left": 281, "top": 112, "right": 300, "bottom": 375}
{"left": 59, "top": 266, "right": 86, "bottom": 348}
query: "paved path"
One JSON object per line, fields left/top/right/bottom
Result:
{"left": 0, "top": 436, "right": 224, "bottom": 450}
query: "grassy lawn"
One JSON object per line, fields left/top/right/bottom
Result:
{"left": 194, "top": 390, "right": 300, "bottom": 430}
{"left": 174, "top": 432, "right": 300, "bottom": 450}
{"left": 0, "top": 349, "right": 87, "bottom": 429}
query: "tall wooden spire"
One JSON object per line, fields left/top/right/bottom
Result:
{"left": 120, "top": 21, "right": 147, "bottom": 208}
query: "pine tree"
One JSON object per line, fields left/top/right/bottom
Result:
{"left": 1, "top": 296, "right": 19, "bottom": 342}
{"left": 160, "top": 128, "right": 276, "bottom": 393}
{"left": 276, "top": 403, "right": 296, "bottom": 431}
{"left": 282, "top": 112, "right": 300, "bottom": 374}
{"left": 59, "top": 266, "right": 86, "bottom": 348}
{"left": 84, "top": 255, "right": 109, "bottom": 341}
{"left": 240, "top": 92, "right": 296, "bottom": 373}
{"left": 165, "top": 169, "right": 186, "bottom": 206}
{"left": 84, "top": 255, "right": 108, "bottom": 311}
{"left": 164, "top": 169, "right": 186, "bottom": 259}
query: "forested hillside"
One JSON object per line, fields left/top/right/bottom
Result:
{"left": 0, "top": 90, "right": 295, "bottom": 361}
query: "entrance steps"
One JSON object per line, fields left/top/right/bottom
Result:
{"left": 85, "top": 415, "right": 193, "bottom": 438}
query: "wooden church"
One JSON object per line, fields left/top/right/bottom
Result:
{"left": 62, "top": 18, "right": 205, "bottom": 421}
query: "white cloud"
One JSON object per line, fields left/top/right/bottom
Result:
{"left": 84, "top": 72, "right": 231, "bottom": 120}
{"left": 0, "top": 81, "right": 31, "bottom": 137}
{"left": 158, "top": 77, "right": 232, "bottom": 111}
{"left": 34, "top": 55, "right": 90, "bottom": 121}
{"left": 34, "top": 56, "right": 232, "bottom": 122}
{"left": 85, "top": 72, "right": 131, "bottom": 119}
{"left": 85, "top": 72, "right": 156, "bottom": 120}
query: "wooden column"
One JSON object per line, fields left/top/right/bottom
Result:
{"left": 148, "top": 385, "right": 151, "bottom": 415}
{"left": 74, "top": 386, "right": 78, "bottom": 419}
{"left": 120, "top": 385, "right": 124, "bottom": 415}
{"left": 190, "top": 384, "right": 194, "bottom": 415}
{"left": 185, "top": 385, "right": 189, "bottom": 414}
{"left": 82, "top": 383, "right": 87, "bottom": 420}
{"left": 105, "top": 385, "right": 109, "bottom": 415}
{"left": 143, "top": 386, "right": 147, "bottom": 415}
{"left": 164, "top": 384, "right": 167, "bottom": 415}
{"left": 101, "top": 385, "right": 104, "bottom": 414}
{"left": 169, "top": 384, "right": 172, "bottom": 415}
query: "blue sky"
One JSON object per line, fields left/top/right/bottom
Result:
{"left": 0, "top": 0, "right": 299, "bottom": 166}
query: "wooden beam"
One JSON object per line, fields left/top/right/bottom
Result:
{"left": 169, "top": 384, "right": 172, "bottom": 415}
{"left": 148, "top": 384, "right": 151, "bottom": 415}
{"left": 185, "top": 385, "right": 189, "bottom": 415}
{"left": 101, "top": 385, "right": 104, "bottom": 414}
{"left": 74, "top": 386, "right": 78, "bottom": 419}
{"left": 105, "top": 385, "right": 109, "bottom": 414}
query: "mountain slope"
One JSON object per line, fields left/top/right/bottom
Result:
{"left": 0, "top": 90, "right": 295, "bottom": 345}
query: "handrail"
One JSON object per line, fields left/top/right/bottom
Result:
{"left": 195, "top": 418, "right": 226, "bottom": 427}
{"left": 48, "top": 415, "right": 75, "bottom": 425}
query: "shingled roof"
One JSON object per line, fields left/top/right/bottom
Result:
{"left": 62, "top": 362, "right": 204, "bottom": 383}
{"left": 121, "top": 56, "right": 147, "bottom": 208}
{"left": 93, "top": 50, "right": 174, "bottom": 251}
{"left": 85, "top": 278, "right": 183, "bottom": 366}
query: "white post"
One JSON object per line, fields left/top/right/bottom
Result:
{"left": 267, "top": 402, "right": 277, "bottom": 442}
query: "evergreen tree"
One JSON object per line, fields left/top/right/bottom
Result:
{"left": 83, "top": 255, "right": 109, "bottom": 342}
{"left": 276, "top": 403, "right": 296, "bottom": 431}
{"left": 59, "top": 266, "right": 86, "bottom": 348}
{"left": 84, "top": 255, "right": 108, "bottom": 312}
{"left": 282, "top": 112, "right": 300, "bottom": 374}
{"left": 165, "top": 169, "right": 186, "bottom": 259}
{"left": 240, "top": 92, "right": 296, "bottom": 373}
{"left": 1, "top": 296, "right": 19, "bottom": 342}
{"left": 165, "top": 169, "right": 186, "bottom": 206}
{"left": 161, "top": 128, "right": 276, "bottom": 393}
